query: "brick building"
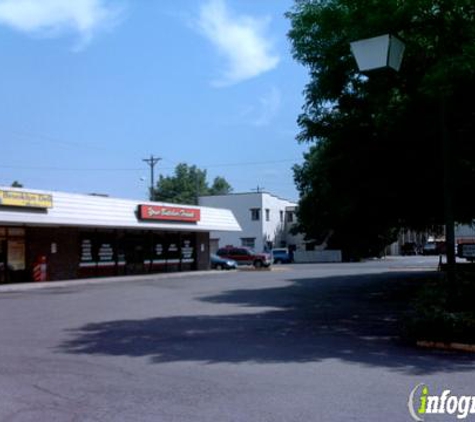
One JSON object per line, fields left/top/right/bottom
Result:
{"left": 0, "top": 187, "right": 240, "bottom": 283}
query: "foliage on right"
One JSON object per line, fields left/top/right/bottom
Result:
{"left": 287, "top": 0, "right": 475, "bottom": 259}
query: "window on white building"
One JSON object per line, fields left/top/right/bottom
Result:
{"left": 265, "top": 209, "right": 270, "bottom": 221}
{"left": 280, "top": 210, "right": 284, "bottom": 222}
{"left": 287, "top": 211, "right": 294, "bottom": 223}
{"left": 241, "top": 238, "right": 256, "bottom": 248}
{"left": 250, "top": 208, "right": 260, "bottom": 221}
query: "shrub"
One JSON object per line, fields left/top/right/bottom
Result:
{"left": 403, "top": 272, "right": 475, "bottom": 344}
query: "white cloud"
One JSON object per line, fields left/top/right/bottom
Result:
{"left": 238, "top": 87, "right": 281, "bottom": 126}
{"left": 0, "top": 0, "right": 124, "bottom": 49}
{"left": 197, "top": 0, "right": 280, "bottom": 87}
{"left": 253, "top": 86, "right": 281, "bottom": 126}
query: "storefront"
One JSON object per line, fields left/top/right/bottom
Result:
{"left": 0, "top": 227, "right": 27, "bottom": 283}
{"left": 0, "top": 187, "right": 241, "bottom": 283}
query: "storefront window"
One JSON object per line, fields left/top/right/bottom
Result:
{"left": 80, "top": 238, "right": 94, "bottom": 265}
{"left": 97, "top": 241, "right": 115, "bottom": 265}
{"left": 8, "top": 239, "right": 25, "bottom": 270}
{"left": 151, "top": 233, "right": 166, "bottom": 272}
{"left": 79, "top": 231, "right": 117, "bottom": 278}
{"left": 166, "top": 233, "right": 181, "bottom": 272}
{"left": 181, "top": 234, "right": 195, "bottom": 271}
{"left": 0, "top": 227, "right": 26, "bottom": 283}
{"left": 0, "top": 239, "right": 6, "bottom": 283}
{"left": 76, "top": 230, "right": 199, "bottom": 278}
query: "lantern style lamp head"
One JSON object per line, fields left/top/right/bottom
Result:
{"left": 350, "top": 34, "right": 405, "bottom": 72}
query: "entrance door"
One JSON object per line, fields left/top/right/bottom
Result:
{"left": 7, "top": 239, "right": 26, "bottom": 283}
{"left": 0, "top": 239, "right": 6, "bottom": 283}
{"left": 124, "top": 236, "right": 146, "bottom": 275}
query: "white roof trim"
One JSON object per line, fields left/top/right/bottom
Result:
{"left": 0, "top": 187, "right": 241, "bottom": 233}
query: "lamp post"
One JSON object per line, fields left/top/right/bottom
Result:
{"left": 350, "top": 34, "right": 405, "bottom": 72}
{"left": 350, "top": 34, "right": 456, "bottom": 282}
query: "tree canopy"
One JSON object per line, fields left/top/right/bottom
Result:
{"left": 287, "top": 0, "right": 475, "bottom": 258}
{"left": 153, "top": 163, "right": 232, "bottom": 205}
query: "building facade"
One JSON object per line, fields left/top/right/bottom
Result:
{"left": 388, "top": 224, "right": 475, "bottom": 256}
{"left": 199, "top": 192, "right": 304, "bottom": 253}
{"left": 0, "top": 187, "right": 240, "bottom": 283}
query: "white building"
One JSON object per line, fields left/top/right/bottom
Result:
{"left": 199, "top": 192, "right": 304, "bottom": 253}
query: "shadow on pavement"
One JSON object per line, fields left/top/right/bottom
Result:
{"left": 58, "top": 271, "right": 475, "bottom": 374}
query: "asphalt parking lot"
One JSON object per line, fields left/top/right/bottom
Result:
{"left": 0, "top": 257, "right": 474, "bottom": 422}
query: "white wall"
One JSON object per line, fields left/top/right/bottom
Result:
{"left": 262, "top": 194, "right": 295, "bottom": 250}
{"left": 455, "top": 224, "right": 475, "bottom": 240}
{"left": 199, "top": 192, "right": 299, "bottom": 252}
{"left": 200, "top": 193, "right": 263, "bottom": 250}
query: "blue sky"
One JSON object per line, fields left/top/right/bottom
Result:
{"left": 0, "top": 0, "right": 309, "bottom": 202}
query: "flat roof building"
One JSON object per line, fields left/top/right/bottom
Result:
{"left": 0, "top": 187, "right": 241, "bottom": 283}
{"left": 199, "top": 192, "right": 304, "bottom": 253}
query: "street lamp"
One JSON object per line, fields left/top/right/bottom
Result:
{"left": 350, "top": 34, "right": 405, "bottom": 72}
{"left": 350, "top": 34, "right": 456, "bottom": 282}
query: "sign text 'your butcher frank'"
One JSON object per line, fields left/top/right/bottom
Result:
{"left": 138, "top": 205, "right": 201, "bottom": 223}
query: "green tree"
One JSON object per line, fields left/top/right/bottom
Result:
{"left": 287, "top": 0, "right": 475, "bottom": 259}
{"left": 11, "top": 181, "right": 23, "bottom": 188}
{"left": 209, "top": 176, "right": 233, "bottom": 196}
{"left": 153, "top": 163, "right": 232, "bottom": 205}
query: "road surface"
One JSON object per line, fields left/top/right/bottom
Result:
{"left": 0, "top": 257, "right": 474, "bottom": 421}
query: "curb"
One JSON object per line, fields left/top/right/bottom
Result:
{"left": 0, "top": 265, "right": 289, "bottom": 293}
{"left": 416, "top": 340, "right": 475, "bottom": 353}
{"left": 237, "top": 267, "right": 272, "bottom": 272}
{"left": 0, "top": 270, "right": 226, "bottom": 293}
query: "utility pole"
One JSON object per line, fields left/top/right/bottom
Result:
{"left": 142, "top": 155, "right": 161, "bottom": 201}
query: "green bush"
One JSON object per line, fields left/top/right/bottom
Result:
{"left": 403, "top": 272, "right": 475, "bottom": 344}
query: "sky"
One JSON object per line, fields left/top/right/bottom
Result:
{"left": 0, "top": 0, "right": 310, "bottom": 202}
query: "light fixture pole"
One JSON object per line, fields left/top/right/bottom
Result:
{"left": 350, "top": 34, "right": 455, "bottom": 282}
{"left": 440, "top": 97, "right": 456, "bottom": 282}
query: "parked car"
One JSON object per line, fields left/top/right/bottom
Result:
{"left": 271, "top": 248, "right": 292, "bottom": 264}
{"left": 422, "top": 241, "right": 446, "bottom": 255}
{"left": 400, "top": 242, "right": 418, "bottom": 256}
{"left": 210, "top": 254, "right": 237, "bottom": 270}
{"left": 422, "top": 242, "right": 437, "bottom": 255}
{"left": 457, "top": 243, "right": 475, "bottom": 262}
{"left": 216, "top": 247, "right": 272, "bottom": 268}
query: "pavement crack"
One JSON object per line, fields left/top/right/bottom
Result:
{"left": 33, "top": 383, "right": 74, "bottom": 402}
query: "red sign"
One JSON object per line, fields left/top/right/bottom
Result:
{"left": 139, "top": 205, "right": 201, "bottom": 222}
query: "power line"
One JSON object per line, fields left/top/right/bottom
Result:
{"left": 142, "top": 155, "right": 161, "bottom": 200}
{"left": 251, "top": 185, "right": 265, "bottom": 193}
{"left": 191, "top": 158, "right": 301, "bottom": 169}
{"left": 4, "top": 127, "right": 109, "bottom": 151}
{"left": 0, "top": 165, "right": 143, "bottom": 172}
{"left": 0, "top": 158, "right": 302, "bottom": 173}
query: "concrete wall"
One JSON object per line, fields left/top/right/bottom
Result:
{"left": 196, "top": 232, "right": 210, "bottom": 270}
{"left": 262, "top": 194, "right": 294, "bottom": 250}
{"left": 199, "top": 192, "right": 300, "bottom": 252}
{"left": 294, "top": 250, "right": 342, "bottom": 263}
{"left": 200, "top": 193, "right": 263, "bottom": 250}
